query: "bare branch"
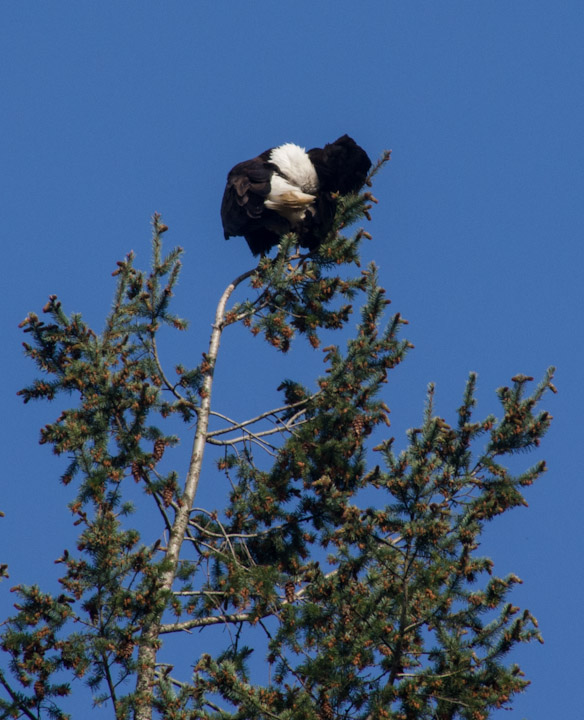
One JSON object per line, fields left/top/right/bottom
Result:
{"left": 188, "top": 511, "right": 287, "bottom": 540}
{"left": 172, "top": 590, "right": 225, "bottom": 597}
{"left": 135, "top": 265, "right": 257, "bottom": 719}
{"left": 207, "top": 396, "right": 314, "bottom": 438}
{"left": 207, "top": 417, "right": 310, "bottom": 446}
{"left": 159, "top": 611, "right": 260, "bottom": 633}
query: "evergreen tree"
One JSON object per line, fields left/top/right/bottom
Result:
{"left": 2, "top": 154, "right": 555, "bottom": 720}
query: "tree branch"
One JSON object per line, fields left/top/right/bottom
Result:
{"left": 151, "top": 333, "right": 196, "bottom": 411}
{"left": 134, "top": 266, "right": 255, "bottom": 720}
{"left": 206, "top": 417, "right": 310, "bottom": 446}
{"left": 159, "top": 611, "right": 257, "bottom": 633}
{"left": 0, "top": 669, "right": 38, "bottom": 720}
{"left": 207, "top": 396, "right": 315, "bottom": 438}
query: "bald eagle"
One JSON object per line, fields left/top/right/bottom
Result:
{"left": 221, "top": 134, "right": 371, "bottom": 256}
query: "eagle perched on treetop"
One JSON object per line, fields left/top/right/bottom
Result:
{"left": 221, "top": 135, "right": 371, "bottom": 256}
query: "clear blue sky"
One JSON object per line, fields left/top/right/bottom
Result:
{"left": 2, "top": 2, "right": 582, "bottom": 717}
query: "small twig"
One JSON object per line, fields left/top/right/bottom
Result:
{"left": 143, "top": 474, "right": 175, "bottom": 533}
{"left": 151, "top": 334, "right": 193, "bottom": 408}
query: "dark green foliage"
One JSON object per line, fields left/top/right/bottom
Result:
{"left": 2, "top": 163, "right": 555, "bottom": 720}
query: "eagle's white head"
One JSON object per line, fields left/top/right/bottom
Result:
{"left": 268, "top": 143, "right": 319, "bottom": 193}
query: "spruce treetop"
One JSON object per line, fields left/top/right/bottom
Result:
{"left": 2, "top": 154, "right": 555, "bottom": 720}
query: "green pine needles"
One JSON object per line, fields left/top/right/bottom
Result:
{"left": 2, "top": 157, "right": 555, "bottom": 720}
